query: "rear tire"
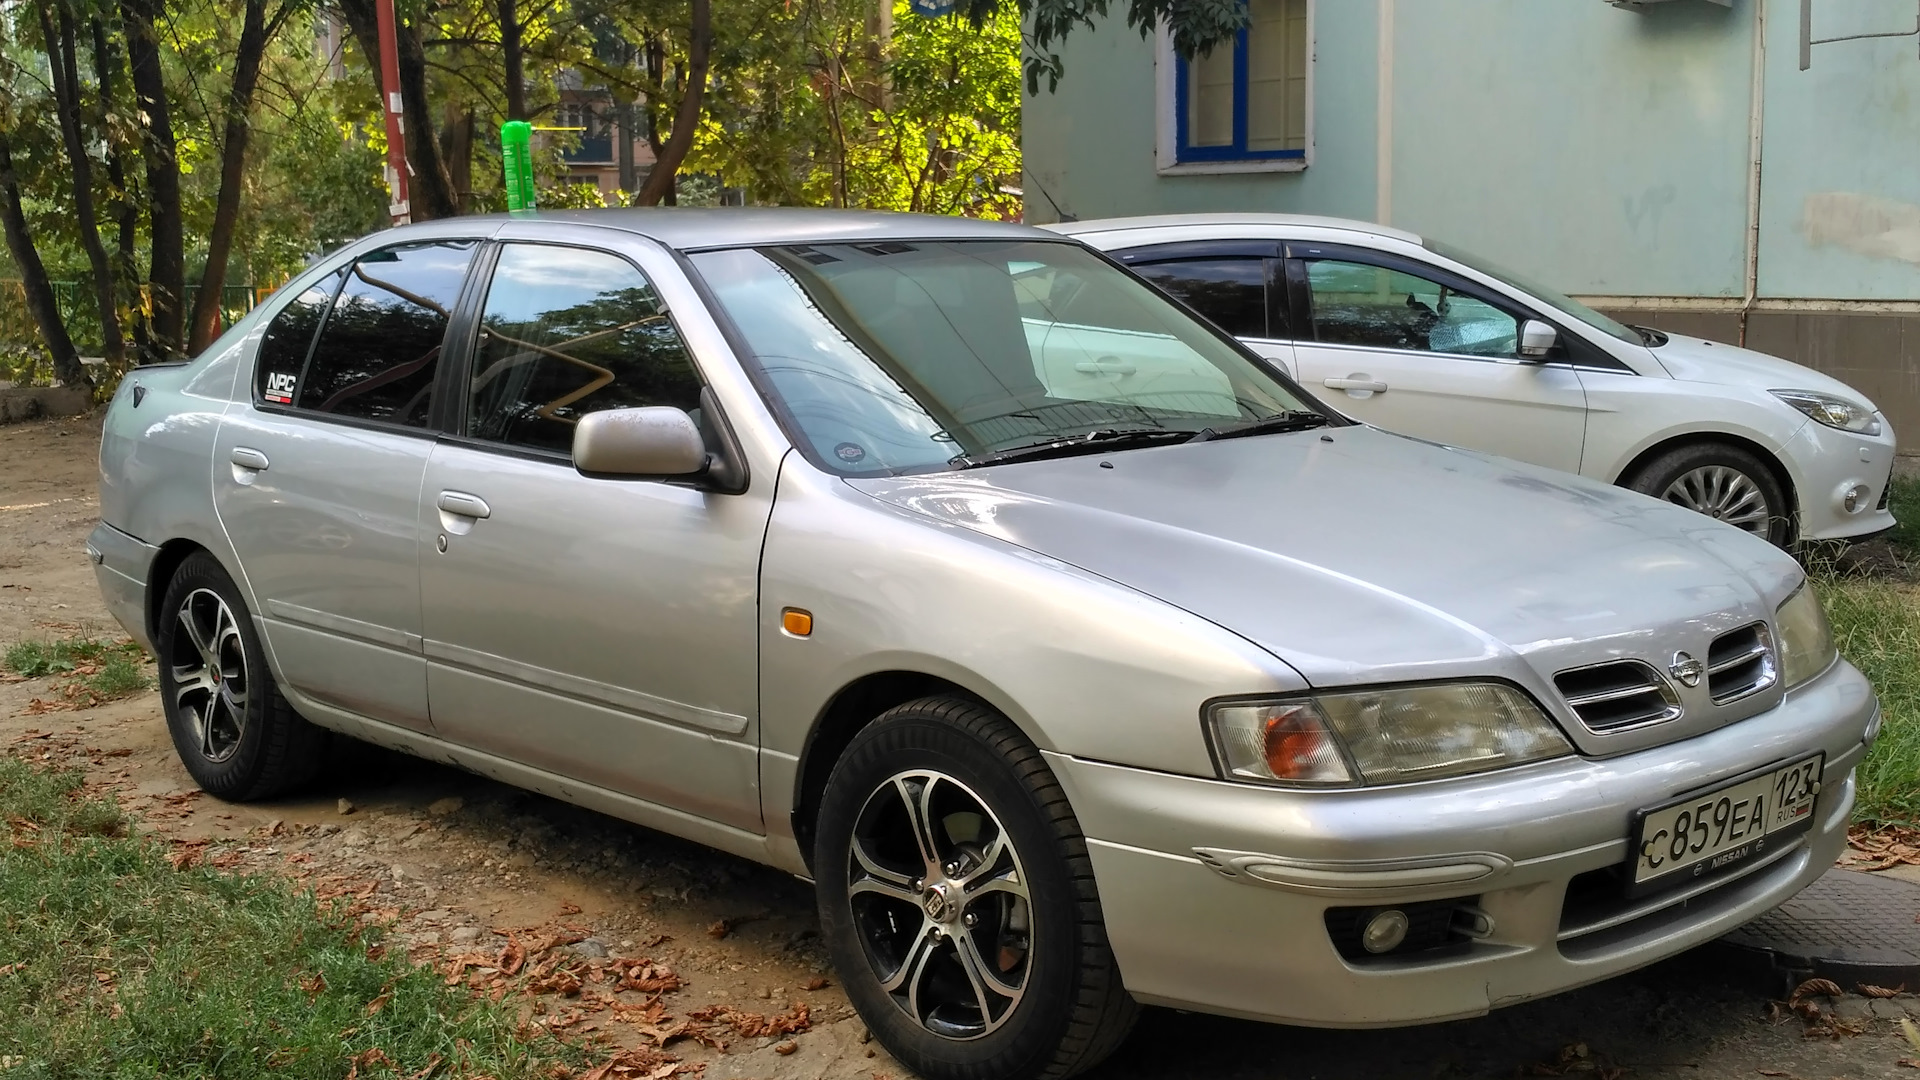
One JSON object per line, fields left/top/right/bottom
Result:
{"left": 813, "top": 695, "right": 1137, "bottom": 1080}
{"left": 1624, "top": 442, "right": 1794, "bottom": 548}
{"left": 154, "top": 552, "right": 328, "bottom": 800}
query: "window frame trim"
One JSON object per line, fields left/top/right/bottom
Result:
{"left": 1154, "top": 6, "right": 1314, "bottom": 175}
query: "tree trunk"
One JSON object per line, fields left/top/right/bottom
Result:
{"left": 39, "top": 0, "right": 125, "bottom": 369}
{"left": 616, "top": 96, "right": 636, "bottom": 196}
{"left": 186, "top": 0, "right": 278, "bottom": 354}
{"left": 123, "top": 0, "right": 183, "bottom": 361}
{"left": 338, "top": 0, "right": 460, "bottom": 220}
{"left": 92, "top": 16, "right": 149, "bottom": 361}
{"left": 0, "top": 133, "right": 89, "bottom": 391}
{"left": 499, "top": 0, "right": 527, "bottom": 121}
{"left": 634, "top": 0, "right": 710, "bottom": 207}
{"left": 440, "top": 104, "right": 474, "bottom": 212}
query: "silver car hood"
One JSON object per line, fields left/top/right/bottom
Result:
{"left": 847, "top": 426, "right": 1805, "bottom": 755}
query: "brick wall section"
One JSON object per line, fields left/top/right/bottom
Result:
{"left": 1598, "top": 308, "right": 1920, "bottom": 456}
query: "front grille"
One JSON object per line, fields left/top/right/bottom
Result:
{"left": 1554, "top": 661, "right": 1681, "bottom": 734}
{"left": 1706, "top": 623, "right": 1776, "bottom": 704}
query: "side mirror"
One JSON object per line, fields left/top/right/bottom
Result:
{"left": 1518, "top": 319, "right": 1559, "bottom": 361}
{"left": 572, "top": 406, "right": 709, "bottom": 477}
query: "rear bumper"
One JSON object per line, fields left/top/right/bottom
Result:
{"left": 87, "top": 522, "right": 157, "bottom": 652}
{"left": 1046, "top": 659, "right": 1877, "bottom": 1027}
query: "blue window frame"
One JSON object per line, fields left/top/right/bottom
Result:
{"left": 1173, "top": 0, "right": 1308, "bottom": 164}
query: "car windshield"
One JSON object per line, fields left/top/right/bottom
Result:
{"left": 1423, "top": 239, "right": 1643, "bottom": 346}
{"left": 691, "top": 240, "right": 1322, "bottom": 475}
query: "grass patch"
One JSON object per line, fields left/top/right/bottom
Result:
{"left": 1821, "top": 574, "right": 1920, "bottom": 824}
{"left": 4, "top": 633, "right": 150, "bottom": 706}
{"left": 1879, "top": 472, "right": 1920, "bottom": 563}
{"left": 0, "top": 757, "right": 583, "bottom": 1079}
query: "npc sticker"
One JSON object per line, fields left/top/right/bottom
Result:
{"left": 264, "top": 371, "right": 297, "bottom": 404}
{"left": 834, "top": 442, "right": 867, "bottom": 465}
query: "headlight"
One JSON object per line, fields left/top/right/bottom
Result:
{"left": 1206, "top": 682, "right": 1573, "bottom": 788}
{"left": 1776, "top": 584, "right": 1837, "bottom": 689}
{"left": 1771, "top": 389, "right": 1882, "bottom": 436}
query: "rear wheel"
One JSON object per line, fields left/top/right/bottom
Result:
{"left": 155, "top": 552, "right": 327, "bottom": 800}
{"left": 814, "top": 696, "right": 1136, "bottom": 1080}
{"left": 1624, "top": 442, "right": 1793, "bottom": 547}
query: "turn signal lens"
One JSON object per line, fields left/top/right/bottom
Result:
{"left": 781, "top": 608, "right": 813, "bottom": 637}
{"left": 1210, "top": 702, "right": 1352, "bottom": 786}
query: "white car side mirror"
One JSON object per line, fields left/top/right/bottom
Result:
{"left": 1518, "top": 319, "right": 1559, "bottom": 361}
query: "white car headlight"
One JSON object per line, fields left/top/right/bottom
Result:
{"left": 1206, "top": 682, "right": 1573, "bottom": 788}
{"left": 1771, "top": 389, "right": 1882, "bottom": 436}
{"left": 1776, "top": 584, "right": 1838, "bottom": 690}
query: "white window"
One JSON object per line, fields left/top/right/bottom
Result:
{"left": 1157, "top": 0, "right": 1312, "bottom": 174}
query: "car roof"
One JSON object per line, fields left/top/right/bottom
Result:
{"left": 1044, "top": 213, "right": 1426, "bottom": 246}
{"left": 393, "top": 207, "right": 1059, "bottom": 251}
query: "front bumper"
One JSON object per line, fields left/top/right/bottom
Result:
{"left": 1047, "top": 659, "right": 1877, "bottom": 1027}
{"left": 87, "top": 521, "right": 158, "bottom": 652}
{"left": 1784, "top": 415, "right": 1898, "bottom": 541}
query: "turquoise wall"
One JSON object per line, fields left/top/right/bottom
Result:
{"left": 1023, "top": 0, "right": 1920, "bottom": 302}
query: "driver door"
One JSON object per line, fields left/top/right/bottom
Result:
{"left": 1285, "top": 248, "right": 1587, "bottom": 473}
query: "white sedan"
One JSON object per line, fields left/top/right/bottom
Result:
{"left": 1048, "top": 214, "right": 1897, "bottom": 547}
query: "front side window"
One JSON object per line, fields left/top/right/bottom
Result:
{"left": 1131, "top": 258, "right": 1275, "bottom": 339}
{"left": 1304, "top": 259, "right": 1519, "bottom": 359}
{"left": 1176, "top": 0, "right": 1309, "bottom": 164}
{"left": 297, "top": 240, "right": 476, "bottom": 427}
{"left": 465, "top": 244, "right": 704, "bottom": 453}
{"left": 692, "top": 240, "right": 1316, "bottom": 476}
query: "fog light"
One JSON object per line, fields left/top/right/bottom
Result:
{"left": 1844, "top": 484, "right": 1869, "bottom": 513}
{"left": 1361, "top": 909, "right": 1410, "bottom": 954}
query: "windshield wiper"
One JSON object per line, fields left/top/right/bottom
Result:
{"left": 949, "top": 428, "right": 1195, "bottom": 469}
{"left": 1188, "top": 411, "right": 1332, "bottom": 442}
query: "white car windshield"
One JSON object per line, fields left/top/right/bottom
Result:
{"left": 692, "top": 240, "right": 1323, "bottom": 475}
{"left": 1423, "top": 239, "right": 1643, "bottom": 346}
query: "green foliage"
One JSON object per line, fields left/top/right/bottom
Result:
{"left": 1820, "top": 574, "right": 1920, "bottom": 824}
{"left": 0, "top": 757, "right": 585, "bottom": 1079}
{"left": 690, "top": 0, "right": 1021, "bottom": 217}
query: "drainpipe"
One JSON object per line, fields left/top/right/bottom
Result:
{"left": 1740, "top": 0, "right": 1768, "bottom": 345}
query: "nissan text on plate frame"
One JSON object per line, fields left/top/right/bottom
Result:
{"left": 90, "top": 209, "right": 1879, "bottom": 1080}
{"left": 1049, "top": 213, "right": 1898, "bottom": 551}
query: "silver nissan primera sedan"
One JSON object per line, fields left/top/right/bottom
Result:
{"left": 90, "top": 209, "right": 1877, "bottom": 1080}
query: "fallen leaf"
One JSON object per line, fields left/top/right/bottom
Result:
{"left": 803, "top": 976, "right": 829, "bottom": 991}
{"left": 1788, "top": 978, "right": 1844, "bottom": 1005}
{"left": 1861, "top": 983, "right": 1906, "bottom": 998}
{"left": 774, "top": 1041, "right": 797, "bottom": 1056}
{"left": 706, "top": 919, "right": 731, "bottom": 939}
{"left": 1904, "top": 1017, "right": 1920, "bottom": 1052}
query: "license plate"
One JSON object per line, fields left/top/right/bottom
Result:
{"left": 1629, "top": 754, "right": 1823, "bottom": 896}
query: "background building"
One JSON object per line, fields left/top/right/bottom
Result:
{"left": 1023, "top": 0, "right": 1920, "bottom": 449}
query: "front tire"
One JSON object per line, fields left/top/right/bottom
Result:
{"left": 814, "top": 696, "right": 1136, "bottom": 1080}
{"left": 1624, "top": 442, "right": 1794, "bottom": 548}
{"left": 155, "top": 552, "right": 327, "bottom": 800}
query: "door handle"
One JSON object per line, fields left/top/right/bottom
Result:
{"left": 229, "top": 447, "right": 270, "bottom": 471}
{"left": 1323, "top": 377, "right": 1389, "bottom": 393}
{"left": 436, "top": 491, "right": 491, "bottom": 520}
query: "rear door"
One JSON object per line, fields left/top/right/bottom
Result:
{"left": 1284, "top": 244, "right": 1588, "bottom": 473}
{"left": 415, "top": 239, "right": 769, "bottom": 832}
{"left": 213, "top": 238, "right": 480, "bottom": 731}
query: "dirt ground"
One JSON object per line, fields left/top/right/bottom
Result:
{"left": 5, "top": 412, "right": 1920, "bottom": 1080}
